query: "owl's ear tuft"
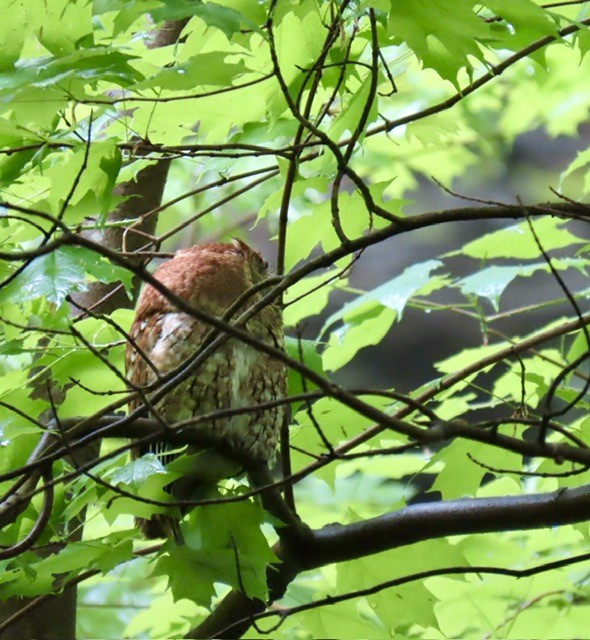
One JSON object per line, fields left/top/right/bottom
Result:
{"left": 231, "top": 238, "right": 268, "bottom": 272}
{"left": 231, "top": 237, "right": 251, "bottom": 255}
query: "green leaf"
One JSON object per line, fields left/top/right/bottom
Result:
{"left": 0, "top": 0, "right": 25, "bottom": 70}
{"left": 291, "top": 394, "right": 393, "bottom": 486}
{"left": 150, "top": 0, "right": 261, "bottom": 39}
{"left": 323, "top": 259, "right": 443, "bottom": 334}
{"left": 492, "top": 349, "right": 564, "bottom": 408}
{"left": 283, "top": 270, "right": 345, "bottom": 327}
{"left": 329, "top": 76, "right": 379, "bottom": 140}
{"left": 93, "top": 536, "right": 135, "bottom": 573}
{"left": 452, "top": 217, "right": 585, "bottom": 260}
{"left": 0, "top": 248, "right": 87, "bottom": 306}
{"left": 429, "top": 439, "right": 522, "bottom": 499}
{"left": 387, "top": 0, "right": 490, "bottom": 84}
{"left": 0, "top": 536, "right": 134, "bottom": 599}
{"left": 152, "top": 547, "right": 221, "bottom": 606}
{"left": 0, "top": 339, "right": 26, "bottom": 356}
{"left": 484, "top": 0, "right": 557, "bottom": 37}
{"left": 298, "top": 599, "right": 387, "bottom": 639}
{"left": 109, "top": 454, "right": 167, "bottom": 487}
{"left": 322, "top": 306, "right": 395, "bottom": 372}
{"left": 561, "top": 146, "right": 590, "bottom": 197}
{"left": 0, "top": 245, "right": 133, "bottom": 307}
{"left": 435, "top": 342, "right": 504, "bottom": 376}
{"left": 155, "top": 496, "right": 275, "bottom": 606}
{"left": 337, "top": 539, "right": 465, "bottom": 632}
{"left": 102, "top": 458, "right": 178, "bottom": 523}
{"left": 0, "top": 146, "right": 38, "bottom": 187}
{"left": 0, "top": 48, "right": 141, "bottom": 97}
{"left": 135, "top": 53, "right": 248, "bottom": 90}
{"left": 124, "top": 589, "right": 199, "bottom": 639}
{"left": 457, "top": 258, "right": 588, "bottom": 311}
{"left": 33, "top": 0, "right": 94, "bottom": 56}
{"left": 42, "top": 140, "right": 122, "bottom": 221}
{"left": 65, "top": 245, "right": 134, "bottom": 296}
{"left": 320, "top": 260, "right": 443, "bottom": 370}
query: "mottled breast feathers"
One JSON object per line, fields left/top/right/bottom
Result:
{"left": 125, "top": 240, "right": 286, "bottom": 539}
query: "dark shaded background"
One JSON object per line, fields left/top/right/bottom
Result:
{"left": 326, "top": 124, "right": 590, "bottom": 391}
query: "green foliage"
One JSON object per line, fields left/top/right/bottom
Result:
{"left": 0, "top": 246, "right": 131, "bottom": 306}
{"left": 2, "top": 0, "right": 590, "bottom": 639}
{"left": 155, "top": 496, "right": 275, "bottom": 606}
{"left": 321, "top": 259, "right": 445, "bottom": 370}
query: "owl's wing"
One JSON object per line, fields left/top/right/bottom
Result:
{"left": 126, "top": 310, "right": 211, "bottom": 440}
{"left": 125, "top": 311, "right": 211, "bottom": 540}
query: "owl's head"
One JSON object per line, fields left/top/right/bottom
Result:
{"left": 136, "top": 240, "right": 272, "bottom": 318}
{"left": 230, "top": 238, "right": 269, "bottom": 284}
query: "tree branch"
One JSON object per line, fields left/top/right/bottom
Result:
{"left": 188, "top": 482, "right": 590, "bottom": 638}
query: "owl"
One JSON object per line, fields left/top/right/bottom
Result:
{"left": 125, "top": 239, "right": 286, "bottom": 540}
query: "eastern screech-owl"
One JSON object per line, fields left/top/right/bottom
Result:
{"left": 125, "top": 240, "right": 286, "bottom": 539}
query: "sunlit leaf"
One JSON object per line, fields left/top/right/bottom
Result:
{"left": 450, "top": 218, "right": 584, "bottom": 260}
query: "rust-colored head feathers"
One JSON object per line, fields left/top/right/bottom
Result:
{"left": 125, "top": 240, "right": 285, "bottom": 540}
{"left": 134, "top": 239, "right": 269, "bottom": 320}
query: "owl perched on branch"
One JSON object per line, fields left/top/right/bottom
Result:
{"left": 125, "top": 240, "right": 286, "bottom": 540}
